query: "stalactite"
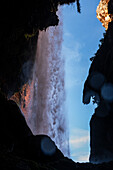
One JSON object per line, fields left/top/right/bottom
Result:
{"left": 77, "top": 0, "right": 81, "bottom": 13}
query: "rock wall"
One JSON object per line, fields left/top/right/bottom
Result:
{"left": 83, "top": 0, "right": 113, "bottom": 164}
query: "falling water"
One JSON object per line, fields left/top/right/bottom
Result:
{"left": 20, "top": 7, "right": 70, "bottom": 157}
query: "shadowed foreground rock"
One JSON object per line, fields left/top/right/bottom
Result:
{"left": 1, "top": 145, "right": 113, "bottom": 170}
{"left": 0, "top": 92, "right": 113, "bottom": 169}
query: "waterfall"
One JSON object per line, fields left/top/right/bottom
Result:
{"left": 20, "top": 7, "right": 70, "bottom": 157}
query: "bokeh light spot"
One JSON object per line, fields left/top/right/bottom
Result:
{"left": 41, "top": 137, "right": 56, "bottom": 156}
{"left": 101, "top": 83, "right": 113, "bottom": 102}
{"left": 89, "top": 72, "right": 105, "bottom": 90}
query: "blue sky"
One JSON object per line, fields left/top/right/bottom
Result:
{"left": 62, "top": 0, "right": 105, "bottom": 162}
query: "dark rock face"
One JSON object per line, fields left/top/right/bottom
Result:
{"left": 90, "top": 114, "right": 113, "bottom": 163}
{"left": 0, "top": 0, "right": 76, "bottom": 97}
{"left": 26, "top": 135, "right": 64, "bottom": 163}
{"left": 83, "top": 0, "right": 113, "bottom": 164}
{"left": 0, "top": 92, "right": 32, "bottom": 146}
{"left": 0, "top": 92, "right": 64, "bottom": 162}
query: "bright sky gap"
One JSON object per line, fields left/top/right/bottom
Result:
{"left": 62, "top": 0, "right": 105, "bottom": 162}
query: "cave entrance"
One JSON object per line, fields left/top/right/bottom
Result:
{"left": 63, "top": 0, "right": 105, "bottom": 162}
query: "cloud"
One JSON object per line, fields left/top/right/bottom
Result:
{"left": 71, "top": 152, "right": 89, "bottom": 163}
{"left": 70, "top": 135, "right": 89, "bottom": 147}
{"left": 65, "top": 79, "right": 81, "bottom": 89}
{"left": 69, "top": 128, "right": 90, "bottom": 162}
{"left": 62, "top": 40, "right": 85, "bottom": 89}
{"left": 62, "top": 41, "right": 82, "bottom": 63}
{"left": 77, "top": 154, "right": 89, "bottom": 162}
{"left": 64, "top": 31, "right": 73, "bottom": 38}
{"left": 70, "top": 128, "right": 90, "bottom": 139}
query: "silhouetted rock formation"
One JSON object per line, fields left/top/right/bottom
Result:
{"left": 1, "top": 141, "right": 113, "bottom": 169}
{"left": 0, "top": 91, "right": 32, "bottom": 148}
{"left": 83, "top": 0, "right": 113, "bottom": 164}
{"left": 0, "top": 92, "right": 65, "bottom": 163}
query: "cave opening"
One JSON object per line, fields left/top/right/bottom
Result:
{"left": 1, "top": 0, "right": 113, "bottom": 169}
{"left": 9, "top": 0, "right": 107, "bottom": 163}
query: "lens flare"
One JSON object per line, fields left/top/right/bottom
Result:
{"left": 101, "top": 83, "right": 113, "bottom": 102}
{"left": 41, "top": 137, "right": 56, "bottom": 156}
{"left": 89, "top": 72, "right": 105, "bottom": 90}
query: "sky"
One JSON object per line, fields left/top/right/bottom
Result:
{"left": 62, "top": 0, "right": 105, "bottom": 162}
